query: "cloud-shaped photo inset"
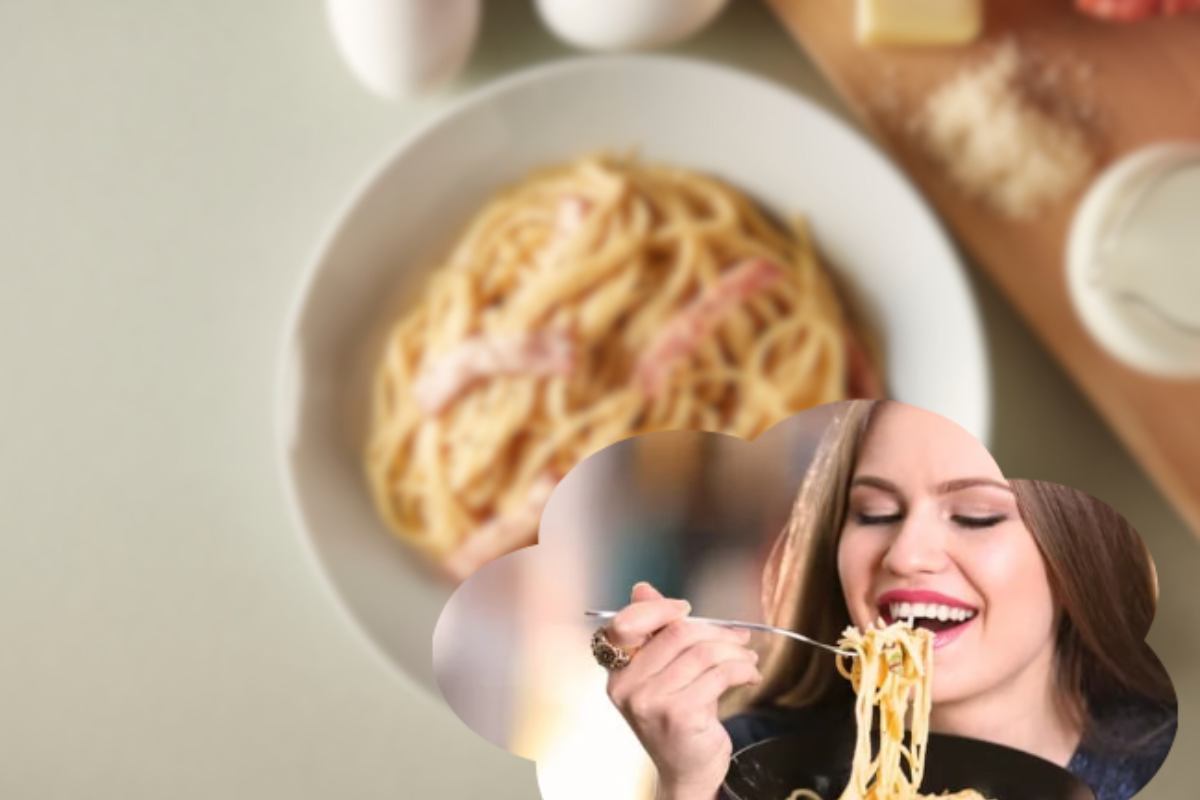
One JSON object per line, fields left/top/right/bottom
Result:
{"left": 433, "top": 401, "right": 1177, "bottom": 800}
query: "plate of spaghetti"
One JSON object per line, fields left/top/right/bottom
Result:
{"left": 278, "top": 55, "right": 989, "bottom": 688}
{"left": 723, "top": 622, "right": 1093, "bottom": 800}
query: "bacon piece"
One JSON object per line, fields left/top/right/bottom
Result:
{"left": 1163, "top": 0, "right": 1200, "bottom": 13}
{"left": 556, "top": 195, "right": 590, "bottom": 235}
{"left": 537, "top": 195, "right": 591, "bottom": 270}
{"left": 441, "top": 475, "right": 558, "bottom": 582}
{"left": 1076, "top": 0, "right": 1159, "bottom": 21}
{"left": 635, "top": 258, "right": 786, "bottom": 398}
{"left": 844, "top": 324, "right": 885, "bottom": 400}
{"left": 413, "top": 330, "right": 575, "bottom": 415}
{"left": 1073, "top": 0, "right": 1200, "bottom": 20}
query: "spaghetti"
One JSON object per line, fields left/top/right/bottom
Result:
{"left": 785, "top": 621, "right": 990, "bottom": 800}
{"left": 365, "top": 154, "right": 879, "bottom": 579}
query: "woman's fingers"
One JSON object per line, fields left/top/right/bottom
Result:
{"left": 605, "top": 596, "right": 692, "bottom": 651}
{"left": 652, "top": 639, "right": 759, "bottom": 694}
{"left": 613, "top": 654, "right": 761, "bottom": 741}
{"left": 673, "top": 657, "right": 764, "bottom": 708}
{"left": 614, "top": 619, "right": 750, "bottom": 687}
{"left": 630, "top": 581, "right": 665, "bottom": 604}
{"left": 604, "top": 582, "right": 758, "bottom": 726}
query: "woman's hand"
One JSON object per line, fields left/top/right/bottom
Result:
{"left": 604, "top": 582, "right": 763, "bottom": 800}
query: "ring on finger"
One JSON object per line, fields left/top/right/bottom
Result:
{"left": 592, "top": 627, "right": 636, "bottom": 671}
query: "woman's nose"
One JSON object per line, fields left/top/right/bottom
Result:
{"left": 881, "top": 507, "right": 948, "bottom": 576}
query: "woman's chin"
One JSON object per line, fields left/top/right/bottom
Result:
{"left": 930, "top": 680, "right": 953, "bottom": 705}
{"left": 930, "top": 649, "right": 979, "bottom": 706}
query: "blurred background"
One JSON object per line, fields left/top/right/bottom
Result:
{"left": 434, "top": 410, "right": 834, "bottom": 799}
{"left": 1, "top": 1, "right": 1197, "bottom": 799}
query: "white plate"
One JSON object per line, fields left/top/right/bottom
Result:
{"left": 276, "top": 55, "right": 990, "bottom": 692}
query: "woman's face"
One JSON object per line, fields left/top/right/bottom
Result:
{"left": 836, "top": 405, "right": 1057, "bottom": 707}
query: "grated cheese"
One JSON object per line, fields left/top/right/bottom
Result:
{"left": 913, "top": 41, "right": 1096, "bottom": 219}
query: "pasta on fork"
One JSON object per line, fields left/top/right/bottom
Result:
{"left": 786, "top": 621, "right": 991, "bottom": 800}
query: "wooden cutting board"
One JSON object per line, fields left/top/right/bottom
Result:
{"left": 766, "top": 0, "right": 1200, "bottom": 536}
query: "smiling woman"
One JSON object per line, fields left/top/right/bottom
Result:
{"left": 835, "top": 409, "right": 1060, "bottom": 716}
{"left": 722, "top": 401, "right": 1176, "bottom": 800}
{"left": 596, "top": 401, "right": 1176, "bottom": 800}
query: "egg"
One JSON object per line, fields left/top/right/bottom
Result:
{"left": 326, "top": 0, "right": 481, "bottom": 99}
{"left": 535, "top": 0, "right": 729, "bottom": 52}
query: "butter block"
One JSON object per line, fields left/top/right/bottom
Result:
{"left": 857, "top": 0, "right": 984, "bottom": 46}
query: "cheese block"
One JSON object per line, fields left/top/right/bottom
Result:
{"left": 857, "top": 0, "right": 983, "bottom": 45}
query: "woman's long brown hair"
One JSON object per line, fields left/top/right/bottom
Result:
{"left": 725, "top": 401, "right": 1176, "bottom": 754}
{"left": 725, "top": 399, "right": 879, "bottom": 713}
{"left": 1010, "top": 479, "right": 1175, "bottom": 749}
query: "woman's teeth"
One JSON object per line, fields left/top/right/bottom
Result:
{"left": 888, "top": 602, "right": 976, "bottom": 623}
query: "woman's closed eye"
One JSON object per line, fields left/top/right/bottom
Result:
{"left": 855, "top": 510, "right": 904, "bottom": 525}
{"left": 851, "top": 508, "right": 1009, "bottom": 528}
{"left": 951, "top": 513, "right": 1008, "bottom": 529}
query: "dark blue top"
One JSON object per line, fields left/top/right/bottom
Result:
{"left": 723, "top": 697, "right": 1176, "bottom": 800}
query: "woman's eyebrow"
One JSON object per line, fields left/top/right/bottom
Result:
{"left": 935, "top": 477, "right": 1013, "bottom": 494}
{"left": 849, "top": 476, "right": 901, "bottom": 494}
{"left": 849, "top": 476, "right": 1013, "bottom": 495}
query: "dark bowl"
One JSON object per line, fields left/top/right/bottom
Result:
{"left": 723, "top": 728, "right": 1094, "bottom": 800}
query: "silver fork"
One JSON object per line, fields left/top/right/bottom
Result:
{"left": 584, "top": 609, "right": 856, "bottom": 658}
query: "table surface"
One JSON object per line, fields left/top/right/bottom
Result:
{"left": 1, "top": 2, "right": 1195, "bottom": 798}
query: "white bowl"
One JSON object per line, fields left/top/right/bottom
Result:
{"left": 1066, "top": 142, "right": 1200, "bottom": 379}
{"left": 276, "top": 55, "right": 990, "bottom": 692}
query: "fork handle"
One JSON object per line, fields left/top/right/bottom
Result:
{"left": 583, "top": 609, "right": 854, "bottom": 657}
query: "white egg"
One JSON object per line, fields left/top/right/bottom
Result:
{"left": 535, "top": 0, "right": 729, "bottom": 52}
{"left": 326, "top": 0, "right": 481, "bottom": 99}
